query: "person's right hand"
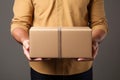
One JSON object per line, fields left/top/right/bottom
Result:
{"left": 22, "top": 40, "right": 42, "bottom": 61}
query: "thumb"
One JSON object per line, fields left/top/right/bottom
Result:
{"left": 23, "top": 40, "right": 29, "bottom": 49}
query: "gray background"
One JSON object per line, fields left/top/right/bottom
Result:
{"left": 0, "top": 0, "right": 119, "bottom": 80}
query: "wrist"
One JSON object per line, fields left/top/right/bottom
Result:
{"left": 92, "top": 29, "right": 106, "bottom": 44}
{"left": 92, "top": 38, "right": 101, "bottom": 45}
{"left": 22, "top": 39, "right": 29, "bottom": 45}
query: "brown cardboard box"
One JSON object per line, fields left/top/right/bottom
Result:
{"left": 29, "top": 27, "right": 92, "bottom": 58}
{"left": 30, "top": 27, "right": 59, "bottom": 58}
{"left": 61, "top": 27, "right": 92, "bottom": 58}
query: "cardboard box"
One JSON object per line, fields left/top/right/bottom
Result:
{"left": 30, "top": 27, "right": 59, "bottom": 58}
{"left": 61, "top": 27, "right": 92, "bottom": 58}
{"left": 29, "top": 27, "right": 92, "bottom": 58}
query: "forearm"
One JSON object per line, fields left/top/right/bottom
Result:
{"left": 11, "top": 28, "right": 29, "bottom": 44}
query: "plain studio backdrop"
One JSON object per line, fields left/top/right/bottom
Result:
{"left": 0, "top": 0, "right": 120, "bottom": 80}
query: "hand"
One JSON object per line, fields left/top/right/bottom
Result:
{"left": 77, "top": 41, "right": 99, "bottom": 61}
{"left": 22, "top": 40, "right": 42, "bottom": 61}
{"left": 91, "top": 29, "right": 106, "bottom": 59}
{"left": 92, "top": 40, "right": 99, "bottom": 59}
{"left": 77, "top": 29, "right": 106, "bottom": 61}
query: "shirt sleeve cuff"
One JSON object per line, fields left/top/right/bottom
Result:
{"left": 92, "top": 25, "right": 108, "bottom": 33}
{"left": 11, "top": 23, "right": 29, "bottom": 33}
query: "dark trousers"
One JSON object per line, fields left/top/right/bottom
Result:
{"left": 31, "top": 68, "right": 93, "bottom": 80}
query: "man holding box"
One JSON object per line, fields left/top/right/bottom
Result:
{"left": 11, "top": 0, "right": 108, "bottom": 80}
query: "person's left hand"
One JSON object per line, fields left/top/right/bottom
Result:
{"left": 77, "top": 42, "right": 99, "bottom": 61}
{"left": 92, "top": 40, "right": 99, "bottom": 59}
{"left": 77, "top": 29, "right": 106, "bottom": 61}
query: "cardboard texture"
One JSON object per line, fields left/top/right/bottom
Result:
{"left": 30, "top": 27, "right": 92, "bottom": 58}
{"left": 61, "top": 27, "right": 92, "bottom": 58}
{"left": 30, "top": 27, "right": 59, "bottom": 58}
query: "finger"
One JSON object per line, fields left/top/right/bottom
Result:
{"left": 92, "top": 46, "right": 96, "bottom": 58}
{"left": 77, "top": 58, "right": 93, "bottom": 61}
{"left": 78, "top": 58, "right": 85, "bottom": 61}
{"left": 23, "top": 40, "right": 29, "bottom": 49}
{"left": 30, "top": 58, "right": 51, "bottom": 61}
{"left": 23, "top": 46, "right": 31, "bottom": 60}
{"left": 92, "top": 46, "right": 99, "bottom": 59}
{"left": 32, "top": 58, "right": 42, "bottom": 61}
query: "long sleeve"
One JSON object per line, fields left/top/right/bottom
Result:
{"left": 11, "top": 0, "right": 34, "bottom": 32}
{"left": 88, "top": 0, "right": 108, "bottom": 33}
{"left": 10, "top": 0, "right": 108, "bottom": 75}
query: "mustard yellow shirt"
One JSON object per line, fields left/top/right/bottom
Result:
{"left": 11, "top": 0, "right": 108, "bottom": 75}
